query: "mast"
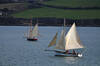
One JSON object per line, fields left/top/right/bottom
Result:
{"left": 63, "top": 18, "right": 66, "bottom": 30}
{"left": 63, "top": 18, "right": 66, "bottom": 43}
{"left": 55, "top": 18, "right": 66, "bottom": 50}
{"left": 37, "top": 18, "right": 38, "bottom": 25}
{"left": 63, "top": 18, "right": 66, "bottom": 41}
{"left": 28, "top": 19, "right": 33, "bottom": 38}
{"left": 30, "top": 19, "right": 32, "bottom": 31}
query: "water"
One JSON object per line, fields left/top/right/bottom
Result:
{"left": 0, "top": 26, "right": 100, "bottom": 66}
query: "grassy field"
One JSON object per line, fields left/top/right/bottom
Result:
{"left": 11, "top": 0, "right": 100, "bottom": 19}
{"left": 12, "top": 7, "right": 100, "bottom": 19}
{"left": 43, "top": 0, "right": 100, "bottom": 7}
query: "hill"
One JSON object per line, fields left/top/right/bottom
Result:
{"left": 43, "top": 0, "right": 100, "bottom": 7}
{"left": 12, "top": 7, "right": 100, "bottom": 19}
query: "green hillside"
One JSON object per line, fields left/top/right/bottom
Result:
{"left": 12, "top": 7, "right": 100, "bottom": 19}
{"left": 12, "top": 0, "right": 100, "bottom": 19}
{"left": 43, "top": 0, "right": 100, "bottom": 7}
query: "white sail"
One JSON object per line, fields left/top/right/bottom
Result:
{"left": 48, "top": 32, "right": 58, "bottom": 47}
{"left": 55, "top": 30, "right": 65, "bottom": 50}
{"left": 32, "top": 24, "right": 38, "bottom": 37}
{"left": 65, "top": 23, "right": 84, "bottom": 50}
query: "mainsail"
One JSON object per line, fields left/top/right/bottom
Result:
{"left": 55, "top": 18, "right": 66, "bottom": 50}
{"left": 48, "top": 32, "right": 58, "bottom": 47}
{"left": 65, "top": 23, "right": 84, "bottom": 50}
{"left": 28, "top": 30, "right": 33, "bottom": 38}
{"left": 55, "top": 29, "right": 65, "bottom": 50}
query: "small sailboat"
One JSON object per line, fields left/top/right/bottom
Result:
{"left": 47, "top": 22, "right": 84, "bottom": 57}
{"left": 27, "top": 19, "right": 38, "bottom": 41}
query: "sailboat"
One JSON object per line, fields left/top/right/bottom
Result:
{"left": 27, "top": 19, "right": 38, "bottom": 41}
{"left": 47, "top": 22, "right": 84, "bottom": 57}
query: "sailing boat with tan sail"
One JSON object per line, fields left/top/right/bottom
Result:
{"left": 27, "top": 19, "right": 39, "bottom": 41}
{"left": 47, "top": 23, "right": 84, "bottom": 57}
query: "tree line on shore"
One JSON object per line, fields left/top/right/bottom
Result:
{"left": 0, "top": 16, "right": 100, "bottom": 26}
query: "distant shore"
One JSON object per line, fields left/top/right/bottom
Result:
{"left": 0, "top": 16, "right": 100, "bottom": 27}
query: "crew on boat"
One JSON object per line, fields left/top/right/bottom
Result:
{"left": 64, "top": 50, "right": 78, "bottom": 55}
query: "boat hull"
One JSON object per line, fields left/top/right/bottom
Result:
{"left": 55, "top": 50, "right": 66, "bottom": 53}
{"left": 27, "top": 38, "right": 38, "bottom": 41}
{"left": 55, "top": 53, "right": 82, "bottom": 57}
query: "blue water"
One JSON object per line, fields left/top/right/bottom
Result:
{"left": 0, "top": 26, "right": 100, "bottom": 66}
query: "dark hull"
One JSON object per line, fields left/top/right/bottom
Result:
{"left": 55, "top": 50, "right": 65, "bottom": 53}
{"left": 27, "top": 38, "right": 38, "bottom": 41}
{"left": 55, "top": 53, "right": 78, "bottom": 57}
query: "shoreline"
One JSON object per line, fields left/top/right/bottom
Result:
{"left": 0, "top": 16, "right": 100, "bottom": 27}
